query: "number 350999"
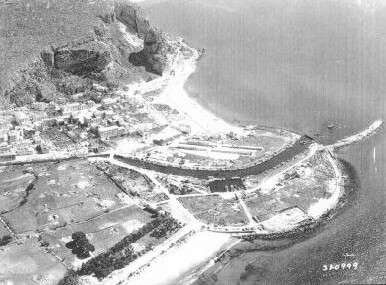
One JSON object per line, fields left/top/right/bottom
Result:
{"left": 322, "top": 262, "right": 358, "bottom": 271}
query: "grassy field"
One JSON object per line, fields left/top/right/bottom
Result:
{"left": 243, "top": 194, "right": 292, "bottom": 221}
{"left": 0, "top": 159, "right": 155, "bottom": 269}
{"left": 178, "top": 195, "right": 249, "bottom": 226}
{"left": 103, "top": 162, "right": 169, "bottom": 203}
{"left": 0, "top": 159, "right": 157, "bottom": 273}
{"left": 0, "top": 167, "right": 35, "bottom": 214}
{"left": 0, "top": 237, "right": 67, "bottom": 285}
{"left": 2, "top": 159, "right": 134, "bottom": 233}
{"left": 0, "top": 223, "right": 11, "bottom": 237}
{"left": 40, "top": 204, "right": 153, "bottom": 268}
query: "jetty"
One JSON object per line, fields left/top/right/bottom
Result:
{"left": 329, "top": 120, "right": 383, "bottom": 150}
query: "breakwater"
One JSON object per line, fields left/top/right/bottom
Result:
{"left": 330, "top": 120, "right": 383, "bottom": 150}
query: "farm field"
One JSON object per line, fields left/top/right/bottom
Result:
{"left": 0, "top": 159, "right": 156, "bottom": 271}
{"left": 40, "top": 204, "right": 153, "bottom": 268}
{"left": 243, "top": 194, "right": 292, "bottom": 222}
{"left": 0, "top": 237, "right": 67, "bottom": 285}
{"left": 0, "top": 166, "right": 35, "bottom": 214}
{"left": 178, "top": 195, "right": 249, "bottom": 226}
{"left": 261, "top": 206, "right": 313, "bottom": 232}
{"left": 1, "top": 159, "right": 139, "bottom": 234}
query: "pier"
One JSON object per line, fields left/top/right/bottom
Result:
{"left": 329, "top": 120, "right": 383, "bottom": 150}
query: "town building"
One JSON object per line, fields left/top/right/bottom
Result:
{"left": 102, "top": 97, "right": 118, "bottom": 109}
{"left": 0, "top": 119, "right": 10, "bottom": 130}
{"left": 16, "top": 147, "right": 35, "bottom": 156}
{"left": 32, "top": 102, "right": 48, "bottom": 110}
{"left": 0, "top": 153, "right": 16, "bottom": 162}
{"left": 62, "top": 102, "right": 88, "bottom": 114}
{"left": 98, "top": 126, "right": 119, "bottom": 140}
{"left": 0, "top": 143, "right": 11, "bottom": 153}
{"left": 88, "top": 117, "right": 103, "bottom": 125}
{"left": 14, "top": 111, "right": 30, "bottom": 125}
{"left": 8, "top": 129, "right": 23, "bottom": 144}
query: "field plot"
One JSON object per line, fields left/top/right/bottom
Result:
{"left": 261, "top": 206, "right": 313, "bottom": 232}
{"left": 71, "top": 216, "right": 182, "bottom": 280}
{"left": 0, "top": 237, "right": 66, "bottom": 285}
{"left": 178, "top": 195, "right": 249, "bottom": 226}
{"left": 2, "top": 159, "right": 135, "bottom": 234}
{"left": 0, "top": 159, "right": 159, "bottom": 270}
{"left": 0, "top": 166, "right": 35, "bottom": 214}
{"left": 0, "top": 222, "right": 10, "bottom": 236}
{"left": 41, "top": 204, "right": 153, "bottom": 267}
{"left": 102, "top": 162, "right": 169, "bottom": 204}
{"left": 274, "top": 151, "right": 336, "bottom": 213}
{"left": 243, "top": 194, "right": 292, "bottom": 222}
{"left": 243, "top": 150, "right": 337, "bottom": 221}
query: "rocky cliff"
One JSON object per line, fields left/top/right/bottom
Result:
{"left": 0, "top": 0, "right": 173, "bottom": 107}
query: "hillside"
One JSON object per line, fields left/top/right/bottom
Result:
{"left": 0, "top": 0, "right": 171, "bottom": 107}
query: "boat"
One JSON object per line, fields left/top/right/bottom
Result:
{"left": 327, "top": 123, "right": 334, "bottom": 129}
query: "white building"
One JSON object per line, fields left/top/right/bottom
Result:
{"left": 98, "top": 126, "right": 119, "bottom": 140}
{"left": 32, "top": 102, "right": 48, "bottom": 110}
{"left": 14, "top": 111, "right": 30, "bottom": 125}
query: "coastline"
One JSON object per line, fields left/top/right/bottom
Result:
{"left": 156, "top": 45, "right": 242, "bottom": 135}
{"left": 183, "top": 158, "right": 360, "bottom": 285}
{"left": 118, "top": 230, "right": 235, "bottom": 285}
{"left": 66, "top": 35, "right": 381, "bottom": 285}
{"left": 96, "top": 39, "right": 350, "bottom": 285}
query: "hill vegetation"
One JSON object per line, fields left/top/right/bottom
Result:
{"left": 0, "top": 0, "right": 171, "bottom": 108}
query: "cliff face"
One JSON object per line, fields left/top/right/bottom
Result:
{"left": 116, "top": 4, "right": 168, "bottom": 75}
{"left": 0, "top": 0, "right": 172, "bottom": 107}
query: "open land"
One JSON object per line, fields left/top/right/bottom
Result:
{"left": 0, "top": 2, "right": 383, "bottom": 284}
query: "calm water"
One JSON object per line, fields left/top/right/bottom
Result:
{"left": 142, "top": 0, "right": 386, "bottom": 284}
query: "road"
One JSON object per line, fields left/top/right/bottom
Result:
{"left": 103, "top": 224, "right": 199, "bottom": 285}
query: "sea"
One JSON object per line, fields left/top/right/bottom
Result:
{"left": 141, "top": 0, "right": 386, "bottom": 284}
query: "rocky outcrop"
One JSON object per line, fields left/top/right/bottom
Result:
{"left": 46, "top": 3, "right": 169, "bottom": 79}
{"left": 1, "top": 0, "right": 174, "bottom": 107}
{"left": 115, "top": 3, "right": 169, "bottom": 75}
{"left": 54, "top": 39, "right": 112, "bottom": 76}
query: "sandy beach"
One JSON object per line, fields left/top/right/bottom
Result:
{"left": 155, "top": 47, "right": 242, "bottom": 135}
{"left": 119, "top": 231, "right": 234, "bottom": 285}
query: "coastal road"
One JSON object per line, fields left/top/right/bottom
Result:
{"left": 103, "top": 224, "right": 199, "bottom": 285}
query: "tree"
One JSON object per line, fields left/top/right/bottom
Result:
{"left": 66, "top": 232, "right": 94, "bottom": 259}
{"left": 58, "top": 269, "right": 79, "bottom": 285}
{"left": 0, "top": 235, "right": 12, "bottom": 246}
{"left": 71, "top": 231, "right": 86, "bottom": 241}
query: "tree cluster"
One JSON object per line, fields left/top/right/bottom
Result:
{"left": 57, "top": 269, "right": 79, "bottom": 285}
{"left": 0, "top": 235, "right": 12, "bottom": 246}
{"left": 77, "top": 216, "right": 181, "bottom": 280}
{"left": 168, "top": 184, "right": 193, "bottom": 195}
{"left": 150, "top": 216, "right": 181, "bottom": 238}
{"left": 65, "top": 232, "right": 95, "bottom": 259}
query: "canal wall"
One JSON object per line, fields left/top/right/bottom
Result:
{"left": 114, "top": 136, "right": 313, "bottom": 179}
